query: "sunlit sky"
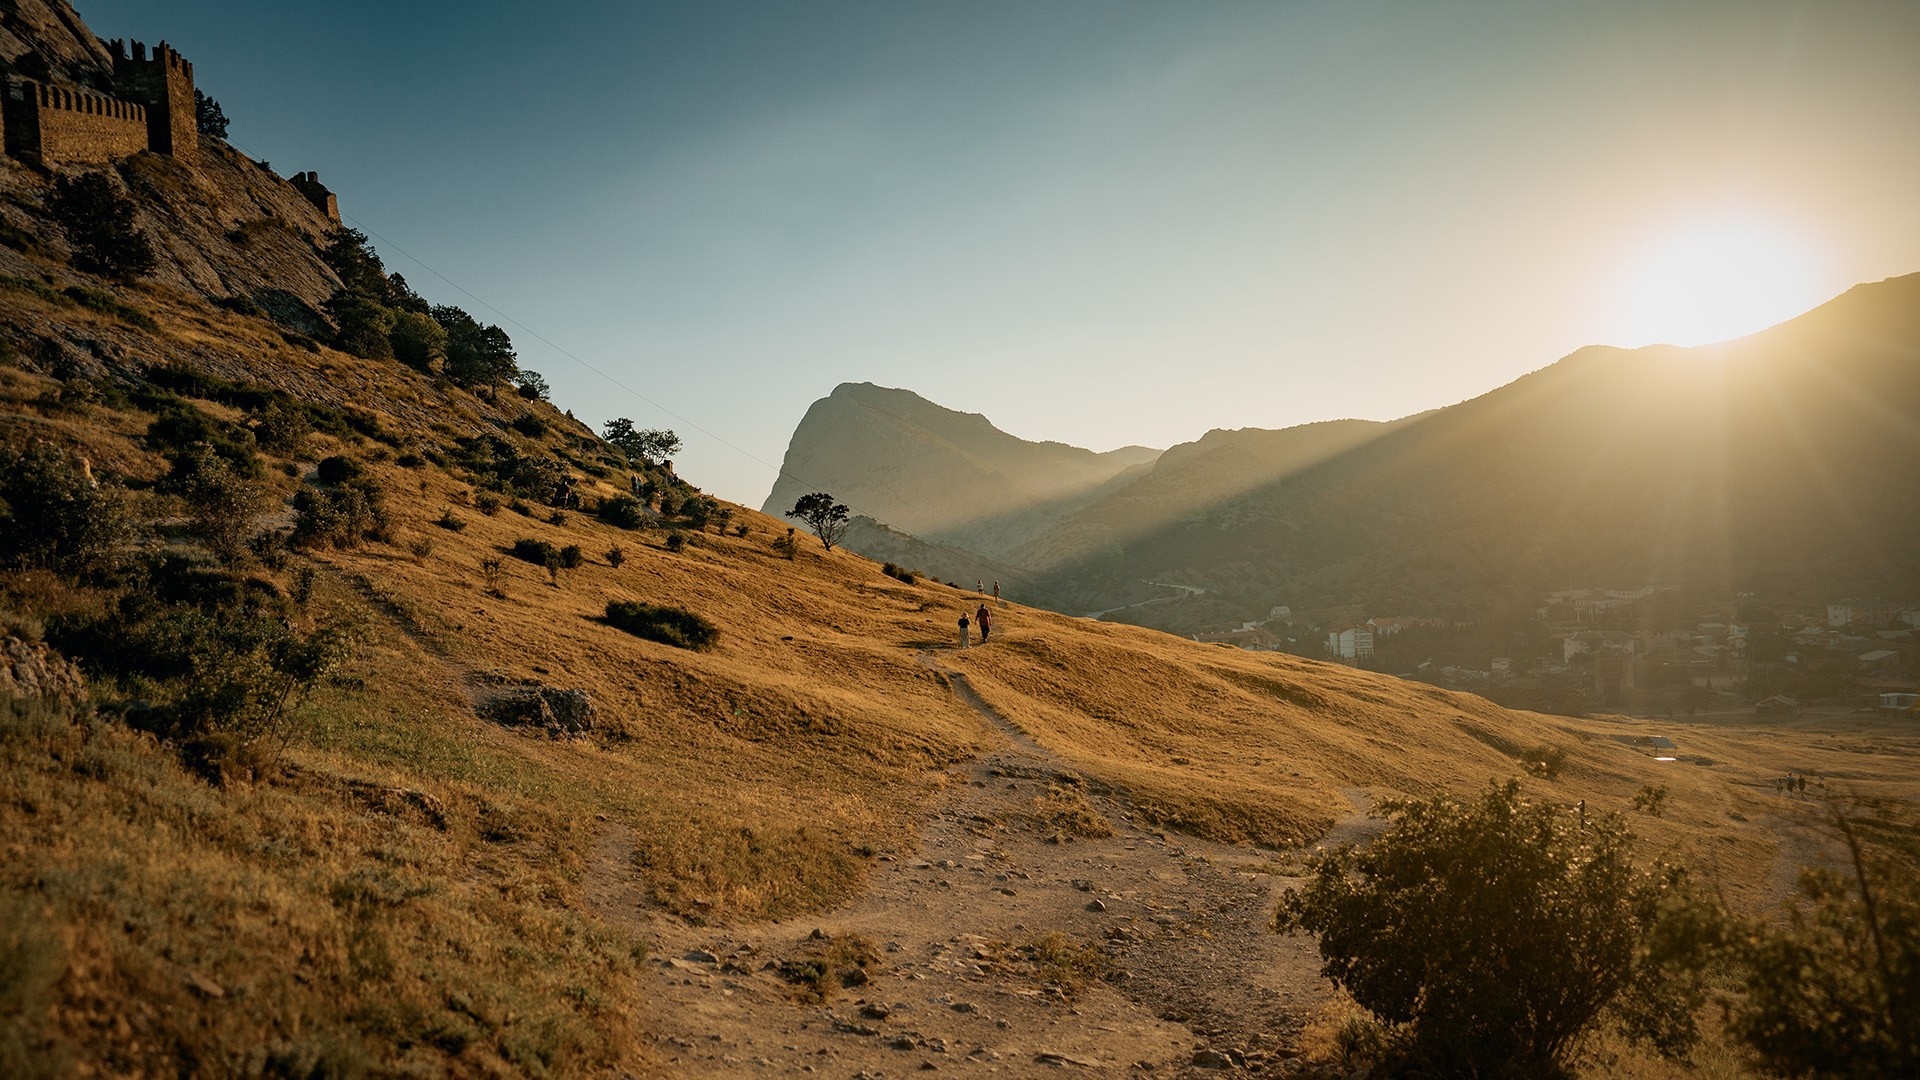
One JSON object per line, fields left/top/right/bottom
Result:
{"left": 82, "top": 0, "right": 1920, "bottom": 504}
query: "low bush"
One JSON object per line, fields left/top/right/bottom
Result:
{"left": 605, "top": 545, "right": 625, "bottom": 568}
{"left": 510, "top": 412, "right": 547, "bottom": 439}
{"left": 509, "top": 538, "right": 557, "bottom": 566}
{"left": 291, "top": 473, "right": 388, "bottom": 550}
{"left": 603, "top": 601, "right": 717, "bottom": 651}
{"left": 0, "top": 444, "right": 136, "bottom": 574}
{"left": 1727, "top": 799, "right": 1919, "bottom": 1078}
{"left": 315, "top": 455, "right": 364, "bottom": 486}
{"left": 663, "top": 532, "right": 686, "bottom": 554}
{"left": 1274, "top": 780, "right": 1714, "bottom": 1078}
{"left": 435, "top": 509, "right": 466, "bottom": 532}
{"left": 558, "top": 545, "right": 584, "bottom": 569}
{"left": 882, "top": 562, "right": 919, "bottom": 585}
{"left": 597, "top": 495, "right": 646, "bottom": 530}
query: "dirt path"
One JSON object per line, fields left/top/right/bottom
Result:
{"left": 590, "top": 650, "right": 1371, "bottom": 1077}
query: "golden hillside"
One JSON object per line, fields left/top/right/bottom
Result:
{"left": 6, "top": 274, "right": 1917, "bottom": 1074}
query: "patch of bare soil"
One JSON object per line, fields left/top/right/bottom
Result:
{"left": 588, "top": 650, "right": 1372, "bottom": 1077}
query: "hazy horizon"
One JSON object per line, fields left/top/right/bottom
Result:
{"left": 80, "top": 0, "right": 1920, "bottom": 504}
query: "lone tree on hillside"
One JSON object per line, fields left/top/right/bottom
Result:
{"left": 601, "top": 418, "right": 681, "bottom": 465}
{"left": 785, "top": 492, "right": 850, "bottom": 552}
{"left": 1274, "top": 780, "right": 1715, "bottom": 1078}
{"left": 49, "top": 172, "right": 156, "bottom": 281}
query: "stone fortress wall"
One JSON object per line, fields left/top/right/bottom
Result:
{"left": 0, "top": 34, "right": 340, "bottom": 221}
{"left": 108, "top": 39, "right": 196, "bottom": 159}
{"left": 4, "top": 79, "right": 147, "bottom": 165}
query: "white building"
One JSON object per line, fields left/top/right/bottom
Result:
{"left": 1327, "top": 624, "right": 1374, "bottom": 660}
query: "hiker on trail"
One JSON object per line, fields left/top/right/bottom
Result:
{"left": 976, "top": 603, "right": 992, "bottom": 643}
{"left": 977, "top": 580, "right": 985, "bottom": 594}
{"left": 993, "top": 581, "right": 1001, "bottom": 603}
{"left": 957, "top": 613, "right": 971, "bottom": 649}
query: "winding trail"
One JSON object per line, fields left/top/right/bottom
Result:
{"left": 589, "top": 647, "right": 1376, "bottom": 1077}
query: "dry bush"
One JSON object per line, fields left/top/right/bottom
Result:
{"left": 1024, "top": 780, "right": 1113, "bottom": 841}
{"left": 776, "top": 933, "right": 879, "bottom": 1003}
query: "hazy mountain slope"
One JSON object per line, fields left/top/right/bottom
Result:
{"left": 762, "top": 381, "right": 1158, "bottom": 561}
{"left": 1010, "top": 417, "right": 1406, "bottom": 571}
{"left": 1049, "top": 273, "right": 1920, "bottom": 620}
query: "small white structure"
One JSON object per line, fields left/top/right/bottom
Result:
{"left": 1327, "top": 623, "right": 1374, "bottom": 660}
{"left": 1879, "top": 692, "right": 1918, "bottom": 711}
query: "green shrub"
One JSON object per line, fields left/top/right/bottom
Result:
{"left": 558, "top": 545, "right": 584, "bottom": 569}
{"left": 603, "top": 601, "right": 717, "bottom": 651}
{"left": 48, "top": 172, "right": 156, "bottom": 281}
{"left": 147, "top": 405, "right": 259, "bottom": 473}
{"left": 663, "top": 532, "right": 686, "bottom": 554}
{"left": 291, "top": 473, "right": 388, "bottom": 550}
{"left": 605, "top": 545, "right": 625, "bottom": 568}
{"left": 0, "top": 444, "right": 136, "bottom": 573}
{"left": 1274, "top": 780, "right": 1713, "bottom": 1078}
{"left": 475, "top": 491, "right": 502, "bottom": 516}
{"left": 255, "top": 402, "right": 313, "bottom": 457}
{"left": 1728, "top": 800, "right": 1919, "bottom": 1078}
{"left": 509, "top": 538, "right": 557, "bottom": 566}
{"left": 436, "top": 509, "right": 466, "bottom": 532}
{"left": 315, "top": 455, "right": 363, "bottom": 486}
{"left": 511, "top": 412, "right": 547, "bottom": 439}
{"left": 167, "top": 443, "right": 270, "bottom": 564}
{"left": 882, "top": 562, "right": 919, "bottom": 585}
{"left": 389, "top": 309, "right": 446, "bottom": 372}
{"left": 597, "top": 495, "right": 646, "bottom": 529}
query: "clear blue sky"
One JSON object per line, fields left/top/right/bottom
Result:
{"left": 81, "top": 1, "right": 1920, "bottom": 504}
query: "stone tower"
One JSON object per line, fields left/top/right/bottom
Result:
{"left": 108, "top": 39, "right": 197, "bottom": 160}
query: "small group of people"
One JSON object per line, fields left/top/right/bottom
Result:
{"left": 1774, "top": 773, "right": 1809, "bottom": 796}
{"left": 957, "top": 602, "right": 992, "bottom": 648}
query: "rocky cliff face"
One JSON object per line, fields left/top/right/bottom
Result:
{"left": 0, "top": 0, "right": 115, "bottom": 88}
{"left": 0, "top": 0, "right": 344, "bottom": 323}
{"left": 763, "top": 382, "right": 1158, "bottom": 562}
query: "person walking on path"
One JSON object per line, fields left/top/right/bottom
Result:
{"left": 993, "top": 581, "right": 1001, "bottom": 604}
{"left": 976, "top": 603, "right": 992, "bottom": 643}
{"left": 957, "top": 613, "right": 971, "bottom": 649}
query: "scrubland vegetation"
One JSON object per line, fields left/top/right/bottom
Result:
{"left": 2, "top": 144, "right": 1915, "bottom": 1080}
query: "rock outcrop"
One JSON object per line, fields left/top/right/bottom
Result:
{"left": 478, "top": 685, "right": 597, "bottom": 737}
{"left": 1, "top": 635, "right": 90, "bottom": 712}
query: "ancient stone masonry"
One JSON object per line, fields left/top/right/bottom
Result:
{"left": 2, "top": 79, "right": 148, "bottom": 166}
{"left": 289, "top": 171, "right": 339, "bottom": 222}
{"left": 0, "top": 31, "right": 344, "bottom": 224}
{"left": 107, "top": 38, "right": 196, "bottom": 159}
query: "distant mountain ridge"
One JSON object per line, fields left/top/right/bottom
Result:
{"left": 762, "top": 381, "right": 1159, "bottom": 561}
{"left": 772, "top": 274, "right": 1920, "bottom": 629}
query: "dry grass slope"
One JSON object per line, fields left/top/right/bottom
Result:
{"left": 4, "top": 268, "right": 1918, "bottom": 1075}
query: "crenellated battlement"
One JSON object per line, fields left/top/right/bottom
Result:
{"left": 26, "top": 82, "right": 148, "bottom": 124}
{"left": 106, "top": 36, "right": 196, "bottom": 159}
{"left": 107, "top": 39, "right": 194, "bottom": 82}
{"left": 4, "top": 77, "right": 151, "bottom": 166}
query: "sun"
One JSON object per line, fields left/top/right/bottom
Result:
{"left": 1610, "top": 215, "right": 1824, "bottom": 348}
